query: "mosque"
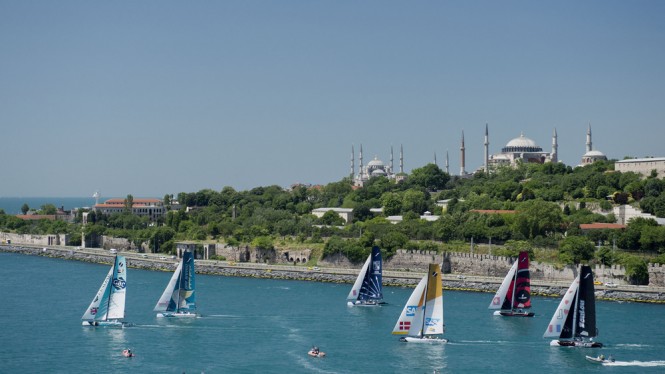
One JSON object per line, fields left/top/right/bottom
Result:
{"left": 351, "top": 144, "right": 406, "bottom": 187}
{"left": 350, "top": 124, "right": 607, "bottom": 185}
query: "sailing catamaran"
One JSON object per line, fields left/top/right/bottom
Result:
{"left": 154, "top": 249, "right": 197, "bottom": 318}
{"left": 489, "top": 251, "right": 534, "bottom": 317}
{"left": 81, "top": 255, "right": 128, "bottom": 327}
{"left": 544, "top": 265, "right": 602, "bottom": 348}
{"left": 347, "top": 246, "right": 384, "bottom": 306}
{"left": 392, "top": 263, "right": 447, "bottom": 343}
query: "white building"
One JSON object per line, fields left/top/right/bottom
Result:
{"left": 311, "top": 207, "right": 354, "bottom": 223}
{"left": 94, "top": 198, "right": 167, "bottom": 221}
{"left": 615, "top": 157, "right": 665, "bottom": 178}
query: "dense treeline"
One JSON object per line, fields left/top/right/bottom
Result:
{"left": 2, "top": 160, "right": 665, "bottom": 283}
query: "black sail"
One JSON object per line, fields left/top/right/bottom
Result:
{"left": 575, "top": 265, "right": 597, "bottom": 338}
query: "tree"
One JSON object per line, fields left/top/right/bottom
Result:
{"left": 124, "top": 194, "right": 134, "bottom": 213}
{"left": 512, "top": 200, "right": 563, "bottom": 239}
{"left": 408, "top": 163, "right": 449, "bottom": 191}
{"left": 402, "top": 189, "right": 428, "bottom": 215}
{"left": 621, "top": 254, "right": 649, "bottom": 285}
{"left": 380, "top": 231, "right": 408, "bottom": 256}
{"left": 558, "top": 236, "right": 595, "bottom": 265}
{"left": 21, "top": 203, "right": 29, "bottom": 215}
{"left": 40, "top": 204, "right": 58, "bottom": 215}
{"left": 251, "top": 236, "right": 274, "bottom": 250}
{"left": 381, "top": 192, "right": 402, "bottom": 216}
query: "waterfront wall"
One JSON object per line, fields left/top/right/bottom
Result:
{"left": 0, "top": 232, "right": 67, "bottom": 246}
{"left": 649, "top": 263, "right": 665, "bottom": 287}
{"left": 385, "top": 250, "right": 630, "bottom": 285}
{"left": 1, "top": 231, "right": 662, "bottom": 286}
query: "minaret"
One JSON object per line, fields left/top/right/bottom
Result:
{"left": 445, "top": 151, "right": 450, "bottom": 174}
{"left": 552, "top": 128, "right": 558, "bottom": 163}
{"left": 399, "top": 144, "right": 404, "bottom": 173}
{"left": 586, "top": 122, "right": 592, "bottom": 153}
{"left": 350, "top": 145, "right": 355, "bottom": 179}
{"left": 359, "top": 144, "right": 364, "bottom": 180}
{"left": 484, "top": 123, "right": 489, "bottom": 173}
{"left": 390, "top": 145, "right": 394, "bottom": 174}
{"left": 460, "top": 131, "right": 466, "bottom": 175}
{"left": 434, "top": 152, "right": 437, "bottom": 165}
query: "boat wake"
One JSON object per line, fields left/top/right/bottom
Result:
{"left": 453, "top": 340, "right": 510, "bottom": 345}
{"left": 613, "top": 343, "right": 650, "bottom": 348}
{"left": 604, "top": 360, "right": 665, "bottom": 367}
{"left": 203, "top": 314, "right": 240, "bottom": 318}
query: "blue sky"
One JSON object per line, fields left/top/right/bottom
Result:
{"left": 1, "top": 1, "right": 664, "bottom": 198}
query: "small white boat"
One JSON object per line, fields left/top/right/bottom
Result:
{"left": 586, "top": 355, "right": 614, "bottom": 364}
{"left": 308, "top": 347, "right": 326, "bottom": 358}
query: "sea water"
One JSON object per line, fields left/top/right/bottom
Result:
{"left": 2, "top": 252, "right": 664, "bottom": 374}
{"left": 0, "top": 197, "right": 97, "bottom": 214}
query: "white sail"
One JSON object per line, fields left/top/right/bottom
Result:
{"left": 107, "top": 256, "right": 127, "bottom": 319}
{"left": 154, "top": 260, "right": 184, "bottom": 312}
{"left": 346, "top": 254, "right": 371, "bottom": 301}
{"left": 81, "top": 267, "right": 113, "bottom": 321}
{"left": 543, "top": 274, "right": 580, "bottom": 338}
{"left": 488, "top": 260, "right": 518, "bottom": 310}
{"left": 392, "top": 275, "right": 427, "bottom": 335}
{"left": 423, "top": 285, "right": 445, "bottom": 336}
{"left": 81, "top": 256, "right": 126, "bottom": 323}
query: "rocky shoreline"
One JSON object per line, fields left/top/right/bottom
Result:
{"left": 3, "top": 245, "right": 665, "bottom": 304}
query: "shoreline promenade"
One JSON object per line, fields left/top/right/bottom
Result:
{"left": 3, "top": 244, "right": 664, "bottom": 304}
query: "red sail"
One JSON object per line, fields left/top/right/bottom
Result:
{"left": 512, "top": 251, "right": 531, "bottom": 309}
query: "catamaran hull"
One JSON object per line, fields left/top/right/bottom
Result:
{"left": 347, "top": 300, "right": 385, "bottom": 307}
{"left": 399, "top": 337, "right": 448, "bottom": 344}
{"left": 494, "top": 310, "right": 535, "bottom": 317}
{"left": 550, "top": 340, "right": 603, "bottom": 348}
{"left": 156, "top": 312, "right": 198, "bottom": 318}
{"left": 81, "top": 320, "right": 125, "bottom": 327}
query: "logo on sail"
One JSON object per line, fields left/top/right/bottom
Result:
{"left": 406, "top": 306, "right": 417, "bottom": 316}
{"left": 112, "top": 277, "right": 126, "bottom": 290}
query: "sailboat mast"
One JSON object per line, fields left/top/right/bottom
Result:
{"left": 175, "top": 259, "right": 183, "bottom": 313}
{"left": 420, "top": 275, "right": 429, "bottom": 337}
{"left": 511, "top": 259, "right": 518, "bottom": 311}
{"left": 571, "top": 274, "right": 579, "bottom": 338}
{"left": 104, "top": 256, "right": 118, "bottom": 321}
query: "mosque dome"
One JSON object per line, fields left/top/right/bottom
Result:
{"left": 583, "top": 150, "right": 606, "bottom": 158}
{"left": 367, "top": 157, "right": 384, "bottom": 167}
{"left": 502, "top": 133, "right": 543, "bottom": 153}
{"left": 371, "top": 169, "right": 387, "bottom": 176}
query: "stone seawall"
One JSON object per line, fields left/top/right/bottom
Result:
{"left": 385, "top": 250, "right": 633, "bottom": 286}
{"left": 3, "top": 245, "right": 665, "bottom": 304}
{"left": 2, "top": 230, "right": 663, "bottom": 287}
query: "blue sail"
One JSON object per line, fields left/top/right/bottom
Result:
{"left": 176, "top": 250, "right": 196, "bottom": 312}
{"left": 358, "top": 246, "right": 383, "bottom": 302}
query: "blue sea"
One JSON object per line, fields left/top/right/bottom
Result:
{"left": 0, "top": 197, "right": 96, "bottom": 214}
{"left": 2, "top": 252, "right": 665, "bottom": 373}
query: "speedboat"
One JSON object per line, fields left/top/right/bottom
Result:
{"left": 585, "top": 355, "right": 614, "bottom": 364}
{"left": 308, "top": 347, "right": 326, "bottom": 358}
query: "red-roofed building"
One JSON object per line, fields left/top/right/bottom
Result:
{"left": 470, "top": 209, "right": 517, "bottom": 214}
{"left": 579, "top": 223, "right": 626, "bottom": 231}
{"left": 94, "top": 198, "right": 166, "bottom": 220}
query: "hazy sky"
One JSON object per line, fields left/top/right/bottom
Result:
{"left": 1, "top": 1, "right": 664, "bottom": 198}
